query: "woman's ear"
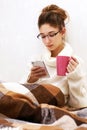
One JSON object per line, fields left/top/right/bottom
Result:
{"left": 61, "top": 27, "right": 66, "bottom": 41}
{"left": 61, "top": 27, "right": 66, "bottom": 35}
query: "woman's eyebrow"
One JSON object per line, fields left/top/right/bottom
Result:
{"left": 40, "top": 31, "right": 56, "bottom": 35}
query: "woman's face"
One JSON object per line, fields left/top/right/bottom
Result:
{"left": 38, "top": 24, "right": 65, "bottom": 54}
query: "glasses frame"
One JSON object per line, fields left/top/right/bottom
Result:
{"left": 37, "top": 30, "right": 60, "bottom": 40}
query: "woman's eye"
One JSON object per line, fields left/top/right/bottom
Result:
{"left": 49, "top": 34, "right": 55, "bottom": 37}
{"left": 41, "top": 36, "right": 46, "bottom": 38}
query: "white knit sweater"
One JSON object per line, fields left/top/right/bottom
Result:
{"left": 21, "top": 43, "right": 87, "bottom": 108}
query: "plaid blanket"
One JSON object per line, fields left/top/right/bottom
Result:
{"left": 0, "top": 82, "right": 87, "bottom": 130}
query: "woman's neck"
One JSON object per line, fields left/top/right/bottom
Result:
{"left": 51, "top": 43, "right": 65, "bottom": 57}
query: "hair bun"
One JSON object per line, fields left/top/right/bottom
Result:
{"left": 42, "top": 4, "right": 68, "bottom": 21}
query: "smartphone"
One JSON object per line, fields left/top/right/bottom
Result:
{"left": 31, "top": 61, "right": 50, "bottom": 78}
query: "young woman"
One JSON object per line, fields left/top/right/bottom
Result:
{"left": 22, "top": 4, "right": 87, "bottom": 108}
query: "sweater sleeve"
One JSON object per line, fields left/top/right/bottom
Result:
{"left": 67, "top": 61, "right": 87, "bottom": 108}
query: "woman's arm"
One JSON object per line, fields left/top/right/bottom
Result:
{"left": 67, "top": 57, "right": 87, "bottom": 108}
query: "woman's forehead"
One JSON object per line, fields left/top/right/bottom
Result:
{"left": 39, "top": 24, "right": 58, "bottom": 33}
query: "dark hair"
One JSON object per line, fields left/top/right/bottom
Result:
{"left": 38, "top": 4, "right": 68, "bottom": 30}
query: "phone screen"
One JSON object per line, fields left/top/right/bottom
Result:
{"left": 32, "top": 61, "right": 50, "bottom": 78}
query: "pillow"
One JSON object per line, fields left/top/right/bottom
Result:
{"left": 23, "top": 83, "right": 65, "bottom": 107}
{"left": 0, "top": 83, "right": 65, "bottom": 123}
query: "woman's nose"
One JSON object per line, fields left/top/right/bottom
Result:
{"left": 44, "top": 36, "right": 51, "bottom": 44}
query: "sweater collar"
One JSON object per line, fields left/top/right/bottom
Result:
{"left": 43, "top": 43, "right": 73, "bottom": 67}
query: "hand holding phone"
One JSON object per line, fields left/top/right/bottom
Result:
{"left": 32, "top": 61, "right": 50, "bottom": 78}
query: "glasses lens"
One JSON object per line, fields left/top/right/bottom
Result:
{"left": 37, "top": 34, "right": 46, "bottom": 40}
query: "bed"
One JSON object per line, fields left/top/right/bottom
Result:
{"left": 0, "top": 82, "right": 87, "bottom": 130}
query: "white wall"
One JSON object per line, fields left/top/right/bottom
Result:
{"left": 0, "top": 0, "right": 87, "bottom": 82}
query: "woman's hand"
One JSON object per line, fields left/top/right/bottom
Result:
{"left": 27, "top": 66, "right": 47, "bottom": 83}
{"left": 67, "top": 57, "right": 79, "bottom": 73}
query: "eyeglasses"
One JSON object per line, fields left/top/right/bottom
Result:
{"left": 37, "top": 31, "right": 60, "bottom": 41}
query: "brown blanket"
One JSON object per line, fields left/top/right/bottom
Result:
{"left": 0, "top": 83, "right": 87, "bottom": 130}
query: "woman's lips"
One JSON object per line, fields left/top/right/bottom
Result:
{"left": 46, "top": 44, "right": 53, "bottom": 48}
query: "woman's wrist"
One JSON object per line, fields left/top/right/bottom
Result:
{"left": 27, "top": 74, "right": 39, "bottom": 83}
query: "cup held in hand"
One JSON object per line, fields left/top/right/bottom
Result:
{"left": 56, "top": 56, "right": 70, "bottom": 76}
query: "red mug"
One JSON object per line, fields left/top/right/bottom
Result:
{"left": 56, "top": 56, "right": 70, "bottom": 76}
